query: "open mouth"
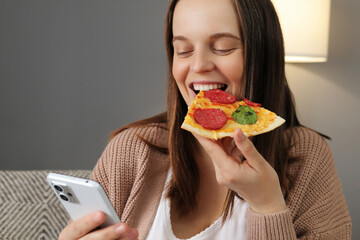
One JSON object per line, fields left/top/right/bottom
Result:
{"left": 191, "top": 83, "right": 228, "bottom": 95}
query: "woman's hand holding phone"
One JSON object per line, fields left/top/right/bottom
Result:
{"left": 46, "top": 173, "right": 137, "bottom": 239}
{"left": 59, "top": 211, "right": 138, "bottom": 240}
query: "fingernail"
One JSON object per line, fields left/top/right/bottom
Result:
{"left": 93, "top": 212, "right": 102, "bottom": 223}
{"left": 115, "top": 224, "right": 125, "bottom": 234}
{"left": 236, "top": 129, "right": 245, "bottom": 140}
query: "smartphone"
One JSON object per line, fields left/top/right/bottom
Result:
{"left": 47, "top": 172, "right": 121, "bottom": 227}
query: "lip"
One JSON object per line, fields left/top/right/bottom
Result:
{"left": 188, "top": 81, "right": 229, "bottom": 99}
{"left": 189, "top": 81, "right": 228, "bottom": 90}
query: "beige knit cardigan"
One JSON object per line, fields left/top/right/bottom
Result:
{"left": 90, "top": 125, "right": 351, "bottom": 240}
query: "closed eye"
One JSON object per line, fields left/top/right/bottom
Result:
{"left": 213, "top": 48, "right": 236, "bottom": 55}
{"left": 176, "top": 50, "right": 193, "bottom": 57}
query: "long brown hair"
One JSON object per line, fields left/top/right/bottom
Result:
{"left": 164, "top": 0, "right": 302, "bottom": 220}
{"left": 111, "top": 0, "right": 316, "bottom": 221}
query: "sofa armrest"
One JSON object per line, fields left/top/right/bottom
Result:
{"left": 0, "top": 170, "right": 91, "bottom": 239}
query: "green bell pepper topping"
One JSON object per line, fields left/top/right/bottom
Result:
{"left": 232, "top": 105, "right": 257, "bottom": 124}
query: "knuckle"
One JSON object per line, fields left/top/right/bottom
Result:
{"left": 216, "top": 176, "right": 226, "bottom": 186}
{"left": 103, "top": 228, "right": 117, "bottom": 239}
{"left": 72, "top": 217, "right": 96, "bottom": 238}
{"left": 224, "top": 175, "right": 236, "bottom": 185}
{"left": 215, "top": 167, "right": 238, "bottom": 186}
{"left": 219, "top": 171, "right": 236, "bottom": 185}
{"left": 215, "top": 174, "right": 227, "bottom": 186}
{"left": 113, "top": 223, "right": 130, "bottom": 236}
{"left": 58, "top": 223, "right": 83, "bottom": 240}
{"left": 120, "top": 223, "right": 130, "bottom": 231}
{"left": 71, "top": 224, "right": 86, "bottom": 238}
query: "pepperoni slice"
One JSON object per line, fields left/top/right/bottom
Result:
{"left": 204, "top": 89, "right": 236, "bottom": 104}
{"left": 194, "top": 108, "right": 227, "bottom": 130}
{"left": 244, "top": 97, "right": 262, "bottom": 107}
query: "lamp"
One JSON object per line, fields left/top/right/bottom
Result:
{"left": 271, "top": 0, "right": 331, "bottom": 63}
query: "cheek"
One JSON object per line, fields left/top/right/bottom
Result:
{"left": 172, "top": 59, "right": 189, "bottom": 87}
{"left": 222, "top": 61, "right": 244, "bottom": 84}
{"left": 172, "top": 59, "right": 193, "bottom": 105}
{"left": 218, "top": 56, "right": 245, "bottom": 97}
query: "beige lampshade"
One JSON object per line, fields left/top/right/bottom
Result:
{"left": 271, "top": 0, "right": 331, "bottom": 63}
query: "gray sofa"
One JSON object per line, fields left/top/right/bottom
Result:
{"left": 0, "top": 170, "right": 92, "bottom": 240}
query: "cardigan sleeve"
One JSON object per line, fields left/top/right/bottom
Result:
{"left": 89, "top": 127, "right": 144, "bottom": 221}
{"left": 89, "top": 124, "right": 168, "bottom": 226}
{"left": 246, "top": 127, "right": 352, "bottom": 240}
{"left": 90, "top": 142, "right": 111, "bottom": 196}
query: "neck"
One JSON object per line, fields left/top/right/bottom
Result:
{"left": 170, "top": 137, "right": 229, "bottom": 234}
{"left": 192, "top": 138, "right": 228, "bottom": 197}
{"left": 193, "top": 138, "right": 214, "bottom": 174}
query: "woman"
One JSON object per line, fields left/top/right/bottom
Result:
{"left": 59, "top": 0, "right": 352, "bottom": 239}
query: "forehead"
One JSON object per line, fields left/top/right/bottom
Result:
{"left": 172, "top": 0, "right": 240, "bottom": 37}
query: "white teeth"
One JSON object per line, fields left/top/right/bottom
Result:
{"left": 193, "top": 83, "right": 224, "bottom": 91}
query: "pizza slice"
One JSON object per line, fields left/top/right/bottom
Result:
{"left": 181, "top": 89, "right": 285, "bottom": 140}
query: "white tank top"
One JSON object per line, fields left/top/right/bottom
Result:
{"left": 145, "top": 170, "right": 248, "bottom": 240}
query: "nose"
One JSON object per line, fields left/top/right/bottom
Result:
{"left": 190, "top": 49, "right": 215, "bottom": 73}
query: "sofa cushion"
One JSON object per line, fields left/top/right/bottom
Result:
{"left": 0, "top": 170, "right": 91, "bottom": 239}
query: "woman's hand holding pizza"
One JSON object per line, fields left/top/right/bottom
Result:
{"left": 194, "top": 128, "right": 287, "bottom": 214}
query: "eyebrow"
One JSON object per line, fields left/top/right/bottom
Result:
{"left": 172, "top": 35, "right": 187, "bottom": 43}
{"left": 210, "top": 32, "right": 241, "bottom": 41}
{"left": 172, "top": 32, "right": 241, "bottom": 43}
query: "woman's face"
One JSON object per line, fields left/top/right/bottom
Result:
{"left": 172, "top": 0, "right": 245, "bottom": 106}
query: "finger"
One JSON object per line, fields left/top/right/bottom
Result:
{"left": 218, "top": 136, "right": 246, "bottom": 163}
{"left": 193, "top": 133, "right": 238, "bottom": 172}
{"left": 193, "top": 133, "right": 227, "bottom": 161}
{"left": 127, "top": 228, "right": 139, "bottom": 240}
{"left": 221, "top": 137, "right": 234, "bottom": 155}
{"left": 80, "top": 223, "right": 138, "bottom": 240}
{"left": 230, "top": 145, "right": 244, "bottom": 163}
{"left": 233, "top": 129, "right": 264, "bottom": 169}
{"left": 59, "top": 211, "right": 105, "bottom": 240}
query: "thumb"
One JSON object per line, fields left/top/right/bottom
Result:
{"left": 233, "top": 128, "right": 264, "bottom": 170}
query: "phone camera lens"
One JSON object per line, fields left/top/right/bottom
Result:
{"left": 54, "top": 185, "right": 63, "bottom": 192}
{"left": 59, "top": 193, "right": 69, "bottom": 201}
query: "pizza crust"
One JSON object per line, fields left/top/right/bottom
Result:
{"left": 181, "top": 115, "right": 285, "bottom": 140}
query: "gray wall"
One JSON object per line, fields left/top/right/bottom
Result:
{"left": 286, "top": 1, "right": 359, "bottom": 238}
{"left": 0, "top": 0, "right": 358, "bottom": 238}
{"left": 0, "top": 0, "right": 168, "bottom": 170}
